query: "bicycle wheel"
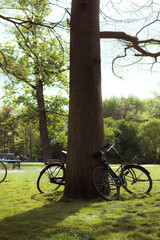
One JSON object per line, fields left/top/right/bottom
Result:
{"left": 0, "top": 161, "right": 7, "bottom": 183}
{"left": 123, "top": 164, "right": 152, "bottom": 195}
{"left": 92, "top": 165, "right": 120, "bottom": 201}
{"left": 37, "top": 163, "right": 66, "bottom": 193}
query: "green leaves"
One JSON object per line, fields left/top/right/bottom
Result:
{"left": 139, "top": 119, "right": 160, "bottom": 163}
{"left": 0, "top": 0, "right": 69, "bottom": 158}
{"left": 103, "top": 96, "right": 160, "bottom": 163}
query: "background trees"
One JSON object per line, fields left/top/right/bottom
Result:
{"left": 139, "top": 119, "right": 160, "bottom": 164}
{"left": 1, "top": 95, "right": 160, "bottom": 163}
{"left": 103, "top": 96, "right": 160, "bottom": 164}
{"left": 0, "top": 0, "right": 69, "bottom": 159}
{"left": 103, "top": 96, "right": 146, "bottom": 121}
{"left": 0, "top": 102, "right": 68, "bottom": 160}
{"left": 0, "top": 106, "right": 17, "bottom": 153}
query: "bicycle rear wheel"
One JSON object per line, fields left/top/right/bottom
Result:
{"left": 92, "top": 165, "right": 120, "bottom": 201}
{"left": 123, "top": 164, "right": 152, "bottom": 195}
{"left": 37, "top": 163, "right": 66, "bottom": 193}
{"left": 0, "top": 161, "right": 7, "bottom": 183}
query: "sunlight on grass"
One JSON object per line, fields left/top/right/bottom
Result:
{"left": 0, "top": 164, "right": 160, "bottom": 240}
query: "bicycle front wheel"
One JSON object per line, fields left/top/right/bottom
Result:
{"left": 123, "top": 164, "right": 152, "bottom": 195}
{"left": 37, "top": 163, "right": 66, "bottom": 193}
{"left": 92, "top": 165, "right": 120, "bottom": 201}
{"left": 0, "top": 162, "right": 7, "bottom": 183}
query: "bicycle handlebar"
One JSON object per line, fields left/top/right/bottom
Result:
{"left": 92, "top": 133, "right": 120, "bottom": 159}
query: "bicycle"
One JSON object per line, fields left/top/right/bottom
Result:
{"left": 92, "top": 134, "right": 152, "bottom": 201}
{"left": 0, "top": 161, "right": 7, "bottom": 183}
{"left": 37, "top": 136, "right": 152, "bottom": 199}
{"left": 37, "top": 151, "right": 66, "bottom": 193}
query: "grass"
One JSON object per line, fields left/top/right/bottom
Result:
{"left": 5, "top": 162, "right": 44, "bottom": 170}
{"left": 0, "top": 164, "right": 160, "bottom": 240}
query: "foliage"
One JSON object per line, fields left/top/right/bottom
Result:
{"left": 103, "top": 96, "right": 146, "bottom": 121}
{"left": 139, "top": 119, "right": 160, "bottom": 164}
{"left": 0, "top": 102, "right": 68, "bottom": 159}
{"left": 144, "top": 97, "right": 160, "bottom": 119}
{"left": 0, "top": 106, "right": 18, "bottom": 153}
{"left": 2, "top": 95, "right": 160, "bottom": 163}
{"left": 104, "top": 117, "right": 140, "bottom": 163}
{"left": 117, "top": 119, "right": 141, "bottom": 162}
{"left": 103, "top": 97, "right": 117, "bottom": 119}
{"left": 104, "top": 117, "right": 119, "bottom": 143}
{"left": 0, "top": 0, "right": 69, "bottom": 159}
{"left": 103, "top": 96, "right": 160, "bottom": 164}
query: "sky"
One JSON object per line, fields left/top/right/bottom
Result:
{"left": 101, "top": 65, "right": 160, "bottom": 100}
{"left": 100, "top": 40, "right": 160, "bottom": 100}
{"left": 99, "top": 0, "right": 160, "bottom": 100}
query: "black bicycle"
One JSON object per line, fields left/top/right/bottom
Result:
{"left": 92, "top": 134, "right": 152, "bottom": 201}
{"left": 0, "top": 161, "right": 7, "bottom": 183}
{"left": 37, "top": 136, "right": 152, "bottom": 200}
{"left": 37, "top": 151, "right": 66, "bottom": 193}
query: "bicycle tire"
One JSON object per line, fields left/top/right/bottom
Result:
{"left": 0, "top": 161, "right": 7, "bottom": 183}
{"left": 37, "top": 163, "right": 66, "bottom": 193}
{"left": 122, "top": 164, "right": 152, "bottom": 195}
{"left": 92, "top": 165, "right": 120, "bottom": 201}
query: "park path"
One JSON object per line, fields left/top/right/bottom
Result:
{"left": 7, "top": 168, "right": 42, "bottom": 173}
{"left": 7, "top": 164, "right": 157, "bottom": 173}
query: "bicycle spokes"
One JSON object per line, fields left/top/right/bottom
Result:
{"left": 37, "top": 163, "right": 65, "bottom": 193}
{"left": 92, "top": 165, "right": 120, "bottom": 201}
{"left": 123, "top": 165, "right": 152, "bottom": 195}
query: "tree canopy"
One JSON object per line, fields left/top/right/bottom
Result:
{"left": 103, "top": 96, "right": 160, "bottom": 164}
{"left": 0, "top": 0, "right": 69, "bottom": 159}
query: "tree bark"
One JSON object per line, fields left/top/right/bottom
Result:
{"left": 64, "top": 0, "right": 104, "bottom": 199}
{"left": 36, "top": 80, "right": 52, "bottom": 160}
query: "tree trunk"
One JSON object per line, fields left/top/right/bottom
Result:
{"left": 29, "top": 125, "right": 32, "bottom": 161}
{"left": 64, "top": 0, "right": 104, "bottom": 199}
{"left": 36, "top": 80, "right": 52, "bottom": 160}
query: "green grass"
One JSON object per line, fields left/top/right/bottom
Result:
{"left": 0, "top": 164, "right": 160, "bottom": 240}
{"left": 5, "top": 162, "right": 44, "bottom": 170}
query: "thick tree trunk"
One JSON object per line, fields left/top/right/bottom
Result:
{"left": 36, "top": 80, "right": 52, "bottom": 160}
{"left": 64, "top": 0, "right": 104, "bottom": 199}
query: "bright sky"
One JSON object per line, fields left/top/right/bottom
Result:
{"left": 99, "top": 0, "right": 160, "bottom": 100}
{"left": 100, "top": 40, "right": 160, "bottom": 100}
{"left": 101, "top": 66, "right": 160, "bottom": 100}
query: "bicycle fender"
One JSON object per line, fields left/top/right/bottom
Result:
{"left": 124, "top": 164, "right": 151, "bottom": 175}
{"left": 39, "top": 168, "right": 46, "bottom": 175}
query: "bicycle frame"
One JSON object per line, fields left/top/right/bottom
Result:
{"left": 97, "top": 135, "right": 151, "bottom": 190}
{"left": 98, "top": 136, "right": 132, "bottom": 188}
{"left": 100, "top": 157, "right": 126, "bottom": 188}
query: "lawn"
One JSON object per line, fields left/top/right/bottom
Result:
{"left": 0, "top": 164, "right": 160, "bottom": 240}
{"left": 5, "top": 162, "right": 44, "bottom": 170}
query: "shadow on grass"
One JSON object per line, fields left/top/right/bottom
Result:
{"left": 0, "top": 189, "right": 156, "bottom": 240}
{"left": 0, "top": 191, "right": 96, "bottom": 240}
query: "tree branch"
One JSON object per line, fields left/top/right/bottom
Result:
{"left": 0, "top": 14, "right": 67, "bottom": 31}
{"left": 136, "top": 12, "right": 160, "bottom": 37}
{"left": 100, "top": 31, "right": 160, "bottom": 59}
